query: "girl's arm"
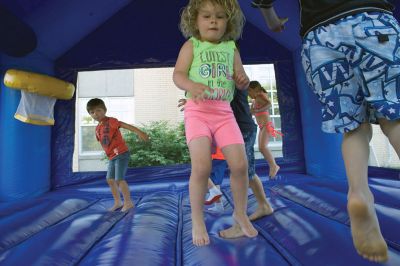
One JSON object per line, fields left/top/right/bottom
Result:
{"left": 120, "top": 122, "right": 149, "bottom": 141}
{"left": 250, "top": 100, "right": 256, "bottom": 114}
{"left": 253, "top": 93, "right": 271, "bottom": 112}
{"left": 173, "top": 40, "right": 210, "bottom": 101}
{"left": 259, "top": 92, "right": 271, "bottom": 107}
{"left": 233, "top": 49, "right": 250, "bottom": 90}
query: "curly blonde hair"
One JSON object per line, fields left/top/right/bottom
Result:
{"left": 179, "top": 0, "right": 245, "bottom": 41}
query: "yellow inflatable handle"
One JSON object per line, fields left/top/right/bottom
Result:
{"left": 3, "top": 69, "right": 75, "bottom": 100}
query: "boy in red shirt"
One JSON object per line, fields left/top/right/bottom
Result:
{"left": 87, "top": 98, "right": 149, "bottom": 212}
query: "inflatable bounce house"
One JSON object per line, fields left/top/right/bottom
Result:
{"left": 1, "top": 0, "right": 400, "bottom": 265}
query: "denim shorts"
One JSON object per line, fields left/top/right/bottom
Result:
{"left": 242, "top": 130, "right": 256, "bottom": 180}
{"left": 106, "top": 151, "right": 130, "bottom": 180}
{"left": 302, "top": 12, "right": 400, "bottom": 133}
{"left": 210, "top": 159, "right": 227, "bottom": 185}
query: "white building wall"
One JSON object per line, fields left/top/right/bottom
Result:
{"left": 134, "top": 68, "right": 184, "bottom": 126}
{"left": 370, "top": 125, "right": 400, "bottom": 168}
{"left": 75, "top": 68, "right": 399, "bottom": 172}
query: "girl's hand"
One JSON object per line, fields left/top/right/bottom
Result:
{"left": 189, "top": 83, "right": 210, "bottom": 102}
{"left": 234, "top": 72, "right": 250, "bottom": 90}
{"left": 177, "top": 98, "right": 187, "bottom": 111}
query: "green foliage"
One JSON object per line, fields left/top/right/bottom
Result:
{"left": 123, "top": 121, "right": 190, "bottom": 167}
{"left": 82, "top": 116, "right": 95, "bottom": 125}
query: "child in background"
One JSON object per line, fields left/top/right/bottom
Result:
{"left": 206, "top": 147, "right": 226, "bottom": 212}
{"left": 173, "top": 0, "right": 258, "bottom": 246}
{"left": 86, "top": 98, "right": 149, "bottom": 212}
{"left": 248, "top": 81, "right": 281, "bottom": 178}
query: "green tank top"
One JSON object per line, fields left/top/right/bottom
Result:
{"left": 187, "top": 37, "right": 236, "bottom": 102}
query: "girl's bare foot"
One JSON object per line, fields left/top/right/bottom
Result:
{"left": 121, "top": 201, "right": 134, "bottom": 212}
{"left": 269, "top": 165, "right": 280, "bottom": 179}
{"left": 108, "top": 202, "right": 123, "bottom": 211}
{"left": 192, "top": 220, "right": 210, "bottom": 246}
{"left": 348, "top": 193, "right": 388, "bottom": 262}
{"left": 230, "top": 213, "right": 258, "bottom": 238}
{"left": 219, "top": 214, "right": 259, "bottom": 239}
{"left": 219, "top": 223, "right": 244, "bottom": 238}
{"left": 249, "top": 205, "right": 274, "bottom": 221}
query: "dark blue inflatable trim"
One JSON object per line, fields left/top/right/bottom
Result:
{"left": 0, "top": 4, "right": 36, "bottom": 57}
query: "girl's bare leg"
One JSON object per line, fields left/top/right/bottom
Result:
{"left": 219, "top": 144, "right": 258, "bottom": 239}
{"left": 188, "top": 137, "right": 212, "bottom": 246}
{"left": 258, "top": 127, "right": 279, "bottom": 178}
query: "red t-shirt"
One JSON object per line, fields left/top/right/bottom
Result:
{"left": 96, "top": 117, "right": 128, "bottom": 160}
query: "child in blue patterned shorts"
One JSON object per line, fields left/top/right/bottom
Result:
{"left": 254, "top": 0, "right": 399, "bottom": 263}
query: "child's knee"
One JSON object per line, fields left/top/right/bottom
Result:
{"left": 191, "top": 167, "right": 211, "bottom": 180}
{"left": 259, "top": 145, "right": 268, "bottom": 154}
{"left": 230, "top": 162, "right": 248, "bottom": 177}
{"left": 107, "top": 178, "right": 116, "bottom": 185}
{"left": 116, "top": 179, "right": 126, "bottom": 186}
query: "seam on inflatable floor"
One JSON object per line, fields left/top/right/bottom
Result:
{"left": 175, "top": 192, "right": 183, "bottom": 266}
{"left": 74, "top": 197, "right": 142, "bottom": 265}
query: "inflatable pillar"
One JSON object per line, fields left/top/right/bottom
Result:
{"left": 0, "top": 55, "right": 53, "bottom": 201}
{"left": 293, "top": 49, "right": 346, "bottom": 180}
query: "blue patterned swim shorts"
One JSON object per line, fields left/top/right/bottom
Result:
{"left": 302, "top": 12, "right": 400, "bottom": 133}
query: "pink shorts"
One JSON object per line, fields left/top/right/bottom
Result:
{"left": 184, "top": 99, "right": 244, "bottom": 148}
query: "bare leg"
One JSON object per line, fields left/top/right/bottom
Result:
{"left": 107, "top": 179, "right": 122, "bottom": 211}
{"left": 378, "top": 118, "right": 400, "bottom": 157}
{"left": 118, "top": 180, "right": 134, "bottom": 212}
{"left": 189, "top": 137, "right": 212, "bottom": 246}
{"left": 258, "top": 128, "right": 280, "bottom": 178}
{"left": 207, "top": 178, "right": 214, "bottom": 189}
{"left": 249, "top": 174, "right": 274, "bottom": 221}
{"left": 259, "top": 6, "right": 288, "bottom": 32}
{"left": 342, "top": 123, "right": 388, "bottom": 262}
{"left": 219, "top": 144, "right": 258, "bottom": 239}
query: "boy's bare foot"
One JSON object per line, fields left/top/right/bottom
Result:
{"left": 192, "top": 220, "right": 210, "bottom": 246}
{"left": 348, "top": 193, "right": 388, "bottom": 262}
{"left": 121, "top": 201, "right": 134, "bottom": 212}
{"left": 249, "top": 205, "right": 274, "bottom": 221}
{"left": 269, "top": 165, "right": 280, "bottom": 179}
{"left": 108, "top": 203, "right": 123, "bottom": 211}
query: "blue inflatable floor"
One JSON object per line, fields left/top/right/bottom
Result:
{"left": 1, "top": 165, "right": 400, "bottom": 266}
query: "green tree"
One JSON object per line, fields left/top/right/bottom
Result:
{"left": 123, "top": 121, "right": 190, "bottom": 167}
